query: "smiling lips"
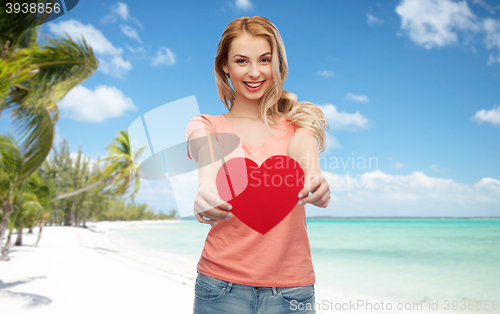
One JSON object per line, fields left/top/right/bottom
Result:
{"left": 243, "top": 80, "right": 265, "bottom": 91}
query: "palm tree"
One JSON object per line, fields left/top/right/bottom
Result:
{"left": 55, "top": 131, "right": 145, "bottom": 201}
{"left": 29, "top": 170, "right": 54, "bottom": 246}
{"left": 0, "top": 5, "right": 98, "bottom": 257}
{"left": 0, "top": 135, "right": 39, "bottom": 257}
{"left": 1, "top": 171, "right": 45, "bottom": 255}
{"left": 13, "top": 178, "right": 43, "bottom": 247}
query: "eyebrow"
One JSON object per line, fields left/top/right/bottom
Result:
{"left": 233, "top": 52, "right": 272, "bottom": 58}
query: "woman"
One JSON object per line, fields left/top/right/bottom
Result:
{"left": 186, "top": 16, "right": 330, "bottom": 314}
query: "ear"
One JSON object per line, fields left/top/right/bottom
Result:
{"left": 222, "top": 64, "right": 229, "bottom": 74}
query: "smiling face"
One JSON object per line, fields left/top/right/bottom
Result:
{"left": 222, "top": 33, "right": 274, "bottom": 102}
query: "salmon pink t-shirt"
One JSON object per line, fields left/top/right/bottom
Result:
{"left": 185, "top": 113, "right": 315, "bottom": 287}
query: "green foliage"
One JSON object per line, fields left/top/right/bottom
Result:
{"left": 1, "top": 4, "right": 99, "bottom": 254}
{"left": 43, "top": 139, "right": 175, "bottom": 225}
{"left": 1, "top": 13, "right": 98, "bottom": 184}
{"left": 99, "top": 130, "right": 145, "bottom": 199}
{"left": 95, "top": 199, "right": 177, "bottom": 222}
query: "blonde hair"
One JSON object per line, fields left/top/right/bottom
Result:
{"left": 214, "top": 16, "right": 329, "bottom": 152}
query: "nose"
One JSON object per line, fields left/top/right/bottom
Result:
{"left": 248, "top": 63, "right": 260, "bottom": 79}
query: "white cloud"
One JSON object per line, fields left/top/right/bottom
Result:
{"left": 471, "top": 0, "right": 500, "bottom": 14}
{"left": 367, "top": 13, "right": 384, "bottom": 26}
{"left": 120, "top": 24, "right": 141, "bottom": 43}
{"left": 346, "top": 93, "right": 369, "bottom": 102}
{"left": 99, "top": 55, "right": 132, "bottom": 77}
{"left": 395, "top": 0, "right": 480, "bottom": 49}
{"left": 483, "top": 18, "right": 500, "bottom": 64}
{"left": 101, "top": 2, "right": 143, "bottom": 29}
{"left": 430, "top": 164, "right": 450, "bottom": 172}
{"left": 101, "top": 2, "right": 129, "bottom": 23}
{"left": 487, "top": 54, "right": 500, "bottom": 64}
{"left": 394, "top": 162, "right": 404, "bottom": 169}
{"left": 471, "top": 105, "right": 500, "bottom": 126}
{"left": 474, "top": 177, "right": 500, "bottom": 192}
{"left": 317, "top": 70, "right": 334, "bottom": 78}
{"left": 152, "top": 47, "right": 176, "bottom": 66}
{"left": 58, "top": 85, "right": 136, "bottom": 122}
{"left": 47, "top": 20, "right": 132, "bottom": 78}
{"left": 113, "top": 2, "right": 129, "bottom": 20}
{"left": 308, "top": 170, "right": 500, "bottom": 217}
{"left": 320, "top": 132, "right": 341, "bottom": 154}
{"left": 318, "top": 104, "right": 369, "bottom": 131}
{"left": 235, "top": 0, "right": 253, "bottom": 11}
{"left": 125, "top": 44, "right": 146, "bottom": 55}
{"left": 48, "top": 20, "right": 120, "bottom": 55}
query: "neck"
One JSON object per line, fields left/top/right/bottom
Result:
{"left": 228, "top": 92, "right": 261, "bottom": 119}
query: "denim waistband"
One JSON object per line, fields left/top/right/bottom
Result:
{"left": 196, "top": 271, "right": 282, "bottom": 295}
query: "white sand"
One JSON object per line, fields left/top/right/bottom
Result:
{"left": 0, "top": 225, "right": 195, "bottom": 314}
{"left": 0, "top": 223, "right": 439, "bottom": 314}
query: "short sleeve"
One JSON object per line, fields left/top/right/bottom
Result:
{"left": 185, "top": 114, "right": 215, "bottom": 160}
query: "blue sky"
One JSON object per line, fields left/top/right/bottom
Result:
{"left": 3, "top": 0, "right": 500, "bottom": 217}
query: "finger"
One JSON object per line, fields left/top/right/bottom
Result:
{"left": 301, "top": 182, "right": 329, "bottom": 204}
{"left": 194, "top": 212, "right": 215, "bottom": 225}
{"left": 194, "top": 199, "right": 219, "bottom": 220}
{"left": 298, "top": 178, "right": 320, "bottom": 199}
{"left": 202, "top": 188, "right": 233, "bottom": 212}
{"left": 301, "top": 182, "right": 327, "bottom": 204}
{"left": 312, "top": 193, "right": 331, "bottom": 208}
{"left": 195, "top": 197, "right": 231, "bottom": 220}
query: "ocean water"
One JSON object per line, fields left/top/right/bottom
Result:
{"left": 108, "top": 218, "right": 500, "bottom": 312}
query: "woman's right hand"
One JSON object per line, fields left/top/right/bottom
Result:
{"left": 194, "top": 184, "right": 233, "bottom": 226}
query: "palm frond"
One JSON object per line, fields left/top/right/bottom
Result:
{"left": 21, "top": 34, "right": 98, "bottom": 121}
{"left": 12, "top": 104, "right": 54, "bottom": 182}
{"left": 0, "top": 49, "right": 36, "bottom": 111}
{"left": 0, "top": 0, "right": 40, "bottom": 50}
{"left": 0, "top": 134, "right": 23, "bottom": 182}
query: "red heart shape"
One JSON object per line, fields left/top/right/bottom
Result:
{"left": 216, "top": 155, "right": 305, "bottom": 234}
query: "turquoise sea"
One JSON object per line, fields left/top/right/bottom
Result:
{"left": 108, "top": 218, "right": 500, "bottom": 312}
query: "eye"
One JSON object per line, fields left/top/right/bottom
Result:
{"left": 236, "top": 58, "right": 271, "bottom": 63}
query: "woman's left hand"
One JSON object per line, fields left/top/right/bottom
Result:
{"left": 298, "top": 172, "right": 330, "bottom": 208}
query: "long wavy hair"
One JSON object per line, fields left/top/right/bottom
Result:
{"left": 214, "top": 16, "right": 329, "bottom": 152}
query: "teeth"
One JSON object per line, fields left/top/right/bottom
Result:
{"left": 245, "top": 81, "right": 263, "bottom": 88}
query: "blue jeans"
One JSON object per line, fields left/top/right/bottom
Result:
{"left": 193, "top": 271, "right": 316, "bottom": 314}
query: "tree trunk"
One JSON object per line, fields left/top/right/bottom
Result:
{"left": 66, "top": 201, "right": 75, "bottom": 226}
{"left": 2, "top": 229, "right": 13, "bottom": 256}
{"left": 55, "top": 175, "right": 116, "bottom": 201}
{"left": 32, "top": 217, "right": 45, "bottom": 247}
{"left": 0, "top": 201, "right": 13, "bottom": 258}
{"left": 83, "top": 204, "right": 90, "bottom": 228}
{"left": 15, "top": 221, "right": 24, "bottom": 246}
{"left": 28, "top": 226, "right": 33, "bottom": 233}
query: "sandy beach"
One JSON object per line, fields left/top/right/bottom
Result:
{"left": 0, "top": 222, "right": 440, "bottom": 314}
{"left": 0, "top": 224, "right": 195, "bottom": 314}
